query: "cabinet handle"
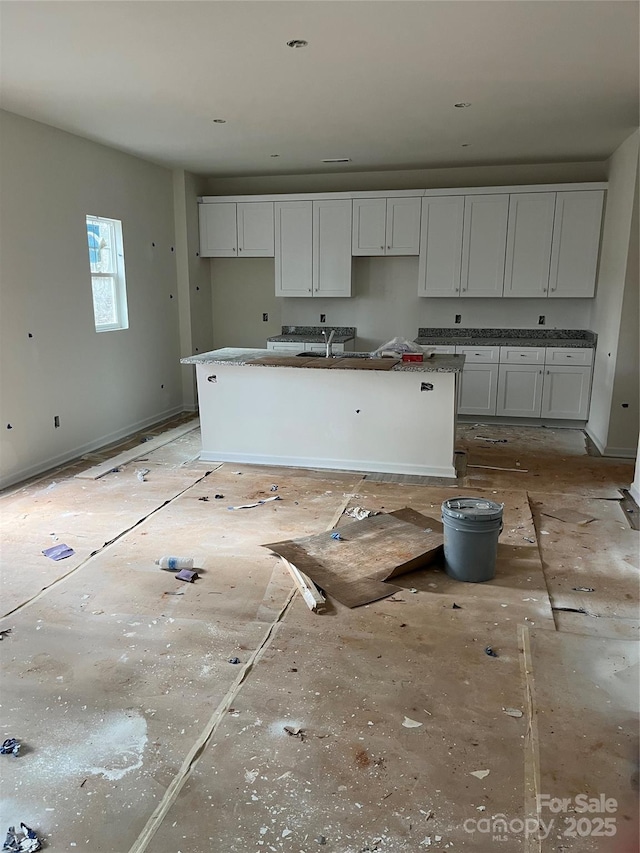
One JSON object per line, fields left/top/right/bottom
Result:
{"left": 232, "top": 248, "right": 236, "bottom": 252}
{"left": 238, "top": 247, "right": 242, "bottom": 252}
{"left": 380, "top": 246, "right": 384, "bottom": 250}
{"left": 387, "top": 246, "right": 391, "bottom": 250}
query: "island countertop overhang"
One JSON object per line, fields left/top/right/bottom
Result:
{"left": 181, "top": 347, "right": 465, "bottom": 373}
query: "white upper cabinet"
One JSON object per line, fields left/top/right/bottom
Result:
{"left": 199, "top": 202, "right": 237, "bottom": 257}
{"left": 313, "top": 199, "right": 352, "bottom": 297}
{"left": 199, "top": 201, "right": 274, "bottom": 257}
{"left": 503, "top": 193, "right": 555, "bottom": 298}
{"left": 460, "top": 194, "right": 509, "bottom": 297}
{"left": 275, "top": 201, "right": 313, "bottom": 297}
{"left": 352, "top": 199, "right": 386, "bottom": 255}
{"left": 237, "top": 202, "right": 274, "bottom": 257}
{"left": 352, "top": 197, "right": 421, "bottom": 256}
{"left": 418, "top": 196, "right": 464, "bottom": 297}
{"left": 548, "top": 191, "right": 604, "bottom": 298}
{"left": 275, "top": 200, "right": 352, "bottom": 297}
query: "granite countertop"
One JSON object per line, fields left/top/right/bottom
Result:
{"left": 267, "top": 325, "right": 356, "bottom": 343}
{"left": 415, "top": 327, "right": 597, "bottom": 348}
{"left": 182, "top": 348, "right": 465, "bottom": 373}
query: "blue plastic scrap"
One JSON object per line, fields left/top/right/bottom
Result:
{"left": 330, "top": 532, "right": 342, "bottom": 541}
{"left": 0, "top": 739, "right": 20, "bottom": 757}
{"left": 2, "top": 824, "right": 42, "bottom": 852}
{"left": 485, "top": 647, "right": 498, "bottom": 658}
{"left": 41, "top": 544, "right": 75, "bottom": 561}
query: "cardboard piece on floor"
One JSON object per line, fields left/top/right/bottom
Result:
{"left": 263, "top": 507, "right": 443, "bottom": 608}
{"left": 541, "top": 508, "right": 596, "bottom": 525}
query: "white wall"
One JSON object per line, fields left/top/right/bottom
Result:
{"left": 0, "top": 110, "right": 183, "bottom": 489}
{"left": 587, "top": 129, "right": 639, "bottom": 457}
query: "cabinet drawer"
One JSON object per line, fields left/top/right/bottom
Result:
{"left": 455, "top": 345, "right": 500, "bottom": 363}
{"left": 500, "top": 346, "right": 545, "bottom": 364}
{"left": 544, "top": 347, "right": 593, "bottom": 366}
{"left": 425, "top": 345, "right": 456, "bottom": 355}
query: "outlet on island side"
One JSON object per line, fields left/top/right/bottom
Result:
{"left": 262, "top": 313, "right": 268, "bottom": 322}
{"left": 54, "top": 415, "right": 60, "bottom": 428}
{"left": 538, "top": 315, "right": 546, "bottom": 325}
{"left": 455, "top": 314, "right": 461, "bottom": 324}
{"left": 320, "top": 314, "right": 326, "bottom": 323}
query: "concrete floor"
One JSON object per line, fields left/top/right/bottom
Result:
{"left": 0, "top": 420, "right": 638, "bottom": 852}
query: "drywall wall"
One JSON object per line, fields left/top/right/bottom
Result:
{"left": 174, "top": 169, "right": 213, "bottom": 408}
{"left": 212, "top": 259, "right": 283, "bottom": 348}
{"left": 205, "top": 160, "right": 607, "bottom": 196}
{"left": 587, "top": 129, "right": 639, "bottom": 456}
{"left": 0, "top": 110, "right": 182, "bottom": 489}
{"left": 631, "top": 436, "right": 640, "bottom": 505}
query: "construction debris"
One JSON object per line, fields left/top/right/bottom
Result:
{"left": 470, "top": 769, "right": 491, "bottom": 780}
{"left": 402, "top": 716, "right": 423, "bottom": 729}
{"left": 284, "top": 725, "right": 305, "bottom": 740}
{"left": 474, "top": 436, "right": 507, "bottom": 443}
{"left": 175, "top": 569, "right": 199, "bottom": 582}
{"left": 136, "top": 468, "right": 150, "bottom": 482}
{"left": 281, "top": 558, "right": 326, "bottom": 613}
{"left": 2, "top": 824, "right": 42, "bottom": 852}
{"left": 344, "top": 506, "right": 381, "bottom": 520}
{"left": 41, "top": 543, "right": 75, "bottom": 560}
{"left": 0, "top": 739, "right": 21, "bottom": 757}
{"left": 228, "top": 496, "right": 282, "bottom": 510}
{"left": 0, "top": 629, "right": 12, "bottom": 641}
{"left": 485, "top": 647, "right": 498, "bottom": 657}
{"left": 502, "top": 708, "right": 523, "bottom": 718}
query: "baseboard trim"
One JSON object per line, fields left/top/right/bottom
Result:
{"left": 0, "top": 405, "right": 190, "bottom": 492}
{"left": 199, "top": 451, "right": 457, "bottom": 480}
{"left": 585, "top": 426, "right": 636, "bottom": 458}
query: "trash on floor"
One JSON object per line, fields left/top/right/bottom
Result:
{"left": 270, "top": 484, "right": 278, "bottom": 492}
{"left": 452, "top": 603, "right": 462, "bottom": 609}
{"left": 228, "top": 496, "right": 282, "bottom": 510}
{"left": 0, "top": 629, "right": 12, "bottom": 641}
{"left": 468, "top": 464, "right": 528, "bottom": 473}
{"left": 402, "top": 716, "right": 423, "bottom": 728}
{"left": 485, "top": 647, "right": 498, "bottom": 657}
{"left": 198, "top": 496, "right": 209, "bottom": 502}
{"left": 264, "top": 508, "right": 444, "bottom": 608}
{"left": 228, "top": 657, "right": 241, "bottom": 665}
{"left": 470, "top": 769, "right": 491, "bottom": 779}
{"left": 502, "top": 708, "right": 523, "bottom": 718}
{"left": 330, "top": 532, "right": 343, "bottom": 541}
{"left": 572, "top": 586, "right": 595, "bottom": 592}
{"left": 344, "top": 506, "right": 381, "bottom": 520}
{"left": 2, "top": 823, "right": 42, "bottom": 852}
{"left": 136, "top": 468, "right": 151, "bottom": 482}
{"left": 280, "top": 558, "right": 326, "bottom": 613}
{"left": 284, "top": 725, "right": 305, "bottom": 740}
{"left": 41, "top": 543, "right": 75, "bottom": 560}
{"left": 214, "top": 494, "right": 224, "bottom": 499}
{"left": 474, "top": 436, "right": 508, "bottom": 443}
{"left": 175, "top": 569, "right": 199, "bottom": 583}
{"left": 155, "top": 556, "right": 194, "bottom": 570}
{"left": 0, "top": 739, "right": 21, "bottom": 757}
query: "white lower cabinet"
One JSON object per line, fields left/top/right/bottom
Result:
{"left": 496, "top": 363, "right": 544, "bottom": 417}
{"left": 457, "top": 363, "right": 499, "bottom": 415}
{"left": 541, "top": 365, "right": 592, "bottom": 419}
{"left": 266, "top": 341, "right": 352, "bottom": 354}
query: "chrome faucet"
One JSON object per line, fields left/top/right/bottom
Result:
{"left": 322, "top": 328, "right": 336, "bottom": 358}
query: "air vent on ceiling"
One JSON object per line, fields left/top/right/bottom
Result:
{"left": 322, "top": 158, "right": 351, "bottom": 163}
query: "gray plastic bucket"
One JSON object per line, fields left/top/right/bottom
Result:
{"left": 441, "top": 497, "right": 504, "bottom": 583}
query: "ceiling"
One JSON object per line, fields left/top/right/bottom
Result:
{"left": 1, "top": 1, "right": 638, "bottom": 177}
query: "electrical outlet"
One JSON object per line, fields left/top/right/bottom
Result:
{"left": 320, "top": 314, "right": 326, "bottom": 323}
{"left": 538, "top": 315, "right": 546, "bottom": 325}
{"left": 455, "top": 314, "right": 461, "bottom": 324}
{"left": 54, "top": 415, "right": 60, "bottom": 428}
{"left": 262, "top": 313, "right": 268, "bottom": 322}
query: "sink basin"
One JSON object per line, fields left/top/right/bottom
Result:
{"left": 296, "top": 351, "right": 378, "bottom": 359}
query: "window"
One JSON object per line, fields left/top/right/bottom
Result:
{"left": 86, "top": 215, "right": 128, "bottom": 332}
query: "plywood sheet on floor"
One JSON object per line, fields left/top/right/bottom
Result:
{"left": 528, "top": 493, "right": 639, "bottom": 623}
{"left": 0, "top": 466, "right": 363, "bottom": 852}
{"left": 527, "top": 628, "right": 639, "bottom": 852}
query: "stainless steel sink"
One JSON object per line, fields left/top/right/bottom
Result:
{"left": 296, "top": 351, "right": 374, "bottom": 359}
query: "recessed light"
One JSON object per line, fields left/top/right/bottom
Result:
{"left": 212, "top": 118, "right": 226, "bottom": 124}
{"left": 287, "top": 39, "right": 308, "bottom": 48}
{"left": 454, "top": 102, "right": 472, "bottom": 108}
{"left": 322, "top": 158, "right": 351, "bottom": 164}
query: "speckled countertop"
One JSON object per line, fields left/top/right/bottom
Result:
{"left": 267, "top": 325, "right": 356, "bottom": 343}
{"left": 415, "top": 327, "right": 597, "bottom": 348}
{"left": 181, "top": 348, "right": 465, "bottom": 373}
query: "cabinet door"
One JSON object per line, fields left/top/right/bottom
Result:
{"left": 418, "top": 196, "right": 464, "bottom": 297}
{"left": 275, "top": 201, "right": 313, "bottom": 297}
{"left": 198, "top": 203, "right": 237, "bottom": 257}
{"left": 503, "top": 193, "right": 555, "bottom": 297}
{"left": 237, "top": 202, "right": 274, "bottom": 257}
{"left": 267, "top": 342, "right": 302, "bottom": 353}
{"left": 541, "top": 366, "right": 592, "bottom": 419}
{"left": 548, "top": 191, "right": 604, "bottom": 298}
{"left": 352, "top": 199, "right": 386, "bottom": 256}
{"left": 461, "top": 194, "right": 509, "bottom": 297}
{"left": 496, "top": 364, "right": 544, "bottom": 417}
{"left": 313, "top": 199, "right": 352, "bottom": 297}
{"left": 457, "top": 364, "right": 498, "bottom": 415}
{"left": 385, "top": 197, "right": 421, "bottom": 255}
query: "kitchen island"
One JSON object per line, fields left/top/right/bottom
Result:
{"left": 181, "top": 348, "right": 464, "bottom": 478}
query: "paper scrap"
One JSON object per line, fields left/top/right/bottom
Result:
{"left": 228, "top": 496, "right": 282, "bottom": 510}
{"left": 470, "top": 769, "right": 491, "bottom": 779}
{"left": 402, "top": 716, "right": 423, "bottom": 729}
{"left": 502, "top": 708, "right": 523, "bottom": 718}
{"left": 344, "top": 506, "right": 381, "bottom": 520}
